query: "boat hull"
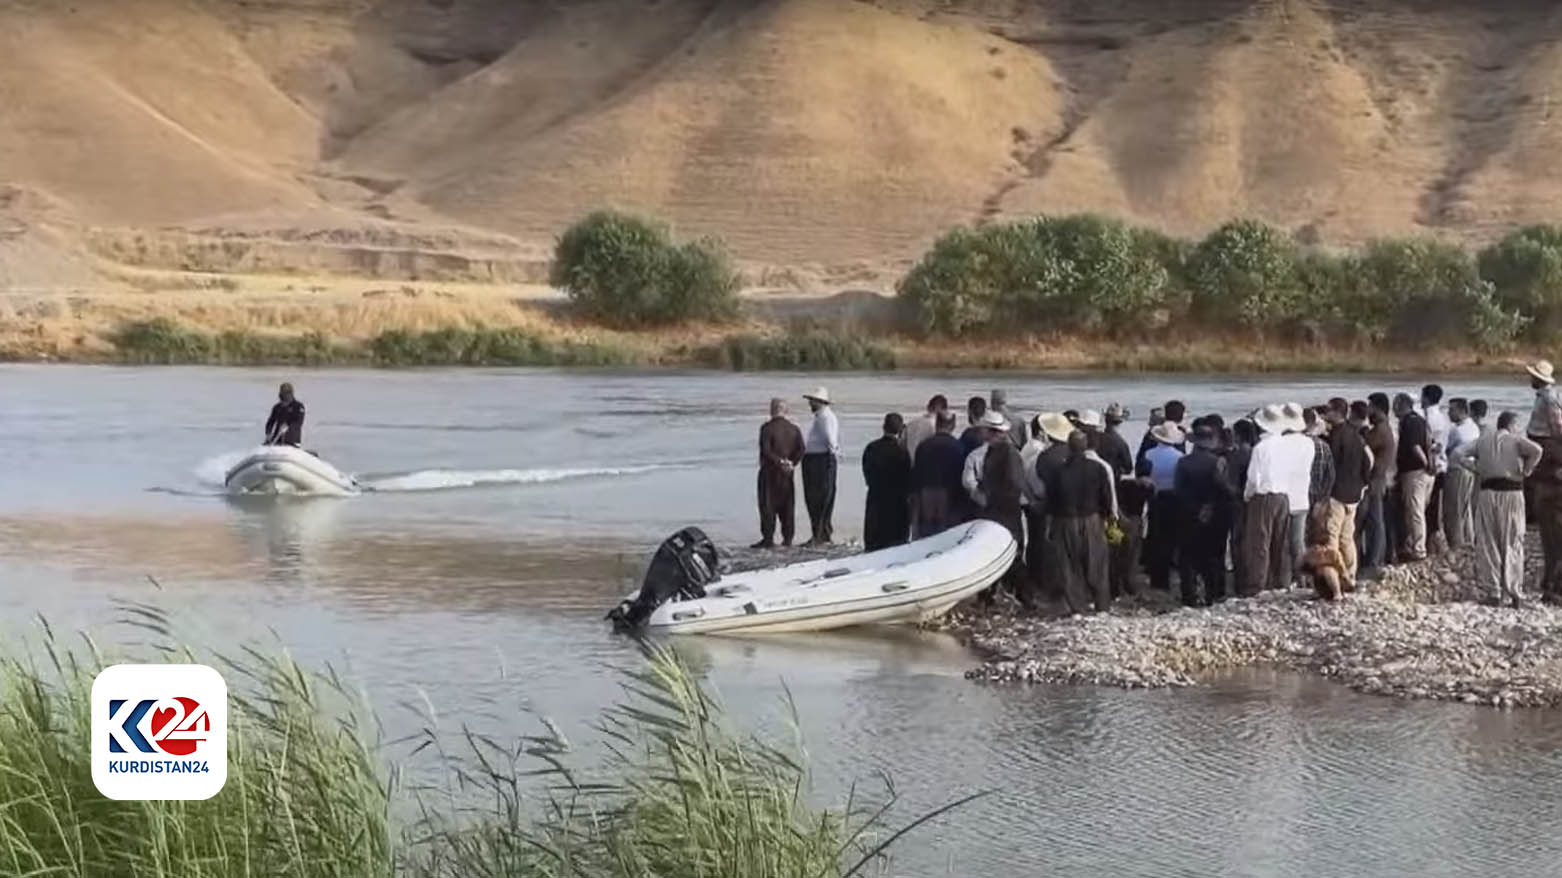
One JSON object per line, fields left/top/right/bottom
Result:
{"left": 637, "top": 520, "right": 1017, "bottom": 635}
{"left": 224, "top": 446, "right": 358, "bottom": 497}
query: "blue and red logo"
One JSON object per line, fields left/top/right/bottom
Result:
{"left": 105, "top": 696, "right": 212, "bottom": 756}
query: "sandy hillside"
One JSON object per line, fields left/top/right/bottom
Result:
{"left": 3, "top": 0, "right": 1562, "bottom": 294}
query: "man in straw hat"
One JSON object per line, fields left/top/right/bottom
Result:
{"left": 1041, "top": 428, "right": 1116, "bottom": 614}
{"left": 1525, "top": 360, "right": 1562, "bottom": 602}
{"left": 1143, "top": 421, "right": 1186, "bottom": 593}
{"left": 1098, "top": 403, "right": 1134, "bottom": 478}
{"left": 1241, "top": 405, "right": 1309, "bottom": 594}
{"left": 754, "top": 397, "right": 805, "bottom": 549}
{"left": 1030, "top": 412, "right": 1076, "bottom": 603}
{"left": 1455, "top": 410, "right": 1541, "bottom": 608}
{"left": 971, "top": 410, "right": 1029, "bottom": 603}
{"left": 801, "top": 387, "right": 840, "bottom": 546}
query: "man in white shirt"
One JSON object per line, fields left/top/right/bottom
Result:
{"left": 1456, "top": 410, "right": 1542, "bottom": 607}
{"left": 1419, "top": 383, "right": 1452, "bottom": 551}
{"left": 1242, "top": 404, "right": 1313, "bottom": 594}
{"left": 801, "top": 387, "right": 841, "bottom": 546}
{"left": 902, "top": 394, "right": 946, "bottom": 460}
{"left": 1442, "top": 398, "right": 1480, "bottom": 549}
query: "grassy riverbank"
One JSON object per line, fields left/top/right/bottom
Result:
{"left": 0, "top": 622, "right": 943, "bottom": 877}
{"left": 0, "top": 297, "right": 1545, "bottom": 373}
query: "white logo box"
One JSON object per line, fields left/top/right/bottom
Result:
{"left": 91, "top": 664, "right": 228, "bottom": 801}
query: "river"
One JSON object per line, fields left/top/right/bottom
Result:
{"left": 3, "top": 364, "right": 1560, "bottom": 877}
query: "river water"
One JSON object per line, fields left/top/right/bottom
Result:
{"left": 3, "top": 364, "right": 1560, "bottom": 876}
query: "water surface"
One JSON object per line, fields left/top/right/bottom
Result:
{"left": 2, "top": 365, "right": 1557, "bottom": 877}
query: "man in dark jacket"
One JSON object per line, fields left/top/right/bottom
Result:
{"left": 1098, "top": 403, "right": 1134, "bottom": 477}
{"left": 862, "top": 413, "right": 912, "bottom": 551}
{"left": 1174, "top": 424, "right": 1232, "bottom": 606}
{"left": 265, "top": 382, "right": 305, "bottom": 446}
{"left": 1362, "top": 394, "right": 1398, "bottom": 571}
{"left": 1046, "top": 430, "right": 1116, "bottom": 614}
{"left": 754, "top": 398, "right": 805, "bottom": 549}
{"left": 1325, "top": 398, "right": 1372, "bottom": 587}
{"left": 912, "top": 412, "right": 965, "bottom": 538}
{"left": 977, "top": 411, "right": 1029, "bottom": 603}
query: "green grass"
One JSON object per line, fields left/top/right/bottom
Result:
{"left": 700, "top": 332, "right": 897, "bottom": 371}
{"left": 367, "top": 328, "right": 634, "bottom": 367}
{"left": 109, "top": 318, "right": 347, "bottom": 365}
{"left": 0, "top": 615, "right": 963, "bottom": 877}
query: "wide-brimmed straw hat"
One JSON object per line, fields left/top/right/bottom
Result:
{"left": 1256, "top": 404, "right": 1288, "bottom": 435}
{"left": 977, "top": 410, "right": 1009, "bottom": 431}
{"left": 1528, "top": 360, "right": 1556, "bottom": 385}
{"left": 1037, "top": 412, "right": 1075, "bottom": 444}
{"left": 803, "top": 387, "right": 831, "bottom": 404}
{"left": 1150, "top": 423, "right": 1185, "bottom": 445}
{"left": 1280, "top": 402, "right": 1307, "bottom": 433}
{"left": 1077, "top": 409, "right": 1104, "bottom": 429}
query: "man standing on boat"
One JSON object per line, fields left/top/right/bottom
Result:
{"left": 264, "top": 382, "right": 305, "bottom": 447}
{"left": 801, "top": 387, "right": 840, "bottom": 546}
{"left": 754, "top": 397, "right": 805, "bottom": 550}
{"left": 862, "top": 413, "right": 912, "bottom": 551}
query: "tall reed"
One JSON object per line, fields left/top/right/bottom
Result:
{"left": 0, "top": 615, "right": 967, "bottom": 878}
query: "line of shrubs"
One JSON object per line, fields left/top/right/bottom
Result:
{"left": 897, "top": 216, "right": 1562, "bottom": 349}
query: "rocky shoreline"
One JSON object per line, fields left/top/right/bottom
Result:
{"left": 938, "top": 533, "right": 1562, "bottom": 708}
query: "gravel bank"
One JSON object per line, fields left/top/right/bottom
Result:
{"left": 941, "top": 533, "right": 1562, "bottom": 708}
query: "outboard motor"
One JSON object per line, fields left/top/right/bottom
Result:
{"left": 607, "top": 527, "right": 722, "bottom": 631}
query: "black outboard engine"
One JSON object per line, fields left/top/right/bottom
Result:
{"left": 607, "top": 527, "right": 722, "bottom": 631}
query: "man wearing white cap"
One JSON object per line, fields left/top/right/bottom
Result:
{"left": 1525, "top": 361, "right": 1562, "bottom": 602}
{"left": 801, "top": 388, "right": 840, "bottom": 546}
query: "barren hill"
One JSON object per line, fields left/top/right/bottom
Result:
{"left": 4, "top": 0, "right": 1562, "bottom": 292}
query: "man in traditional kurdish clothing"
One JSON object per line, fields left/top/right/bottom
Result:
{"left": 754, "top": 398, "right": 804, "bottom": 549}
{"left": 1457, "top": 411, "right": 1542, "bottom": 608}
{"left": 1044, "top": 430, "right": 1116, "bottom": 614}
{"left": 1525, "top": 361, "right": 1562, "bottom": 603}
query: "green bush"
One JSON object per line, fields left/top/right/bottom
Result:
{"left": 110, "top": 319, "right": 344, "bottom": 365}
{"left": 1187, "top": 219, "right": 1302, "bottom": 328}
{"left": 703, "top": 331, "right": 897, "bottom": 371}
{"left": 368, "top": 328, "right": 634, "bottom": 367}
{"left": 896, "top": 214, "right": 1169, "bottom": 335}
{"left": 1479, "top": 225, "right": 1562, "bottom": 337}
{"left": 1339, "top": 238, "right": 1526, "bottom": 348}
{"left": 551, "top": 210, "right": 740, "bottom": 327}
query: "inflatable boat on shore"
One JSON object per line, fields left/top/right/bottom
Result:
{"left": 609, "top": 520, "right": 1017, "bottom": 635}
{"left": 224, "top": 446, "right": 359, "bottom": 496}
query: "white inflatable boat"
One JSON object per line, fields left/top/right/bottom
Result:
{"left": 618, "top": 520, "right": 1016, "bottom": 635}
{"left": 223, "top": 446, "right": 359, "bottom": 496}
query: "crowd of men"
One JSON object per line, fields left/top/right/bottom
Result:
{"left": 753, "top": 360, "right": 1562, "bottom": 613}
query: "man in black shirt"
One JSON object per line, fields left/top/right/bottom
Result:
{"left": 912, "top": 412, "right": 965, "bottom": 538}
{"left": 1174, "top": 424, "right": 1231, "bottom": 606}
{"left": 1113, "top": 459, "right": 1154, "bottom": 597}
{"left": 1045, "top": 430, "right": 1116, "bottom": 614}
{"left": 862, "top": 413, "right": 912, "bottom": 551}
{"left": 959, "top": 396, "right": 988, "bottom": 455}
{"left": 1325, "top": 398, "right": 1372, "bottom": 586}
{"left": 1395, "top": 392, "right": 1433, "bottom": 560}
{"left": 1099, "top": 403, "right": 1134, "bottom": 477}
{"left": 264, "top": 383, "right": 305, "bottom": 446}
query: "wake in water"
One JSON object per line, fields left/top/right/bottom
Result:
{"left": 180, "top": 451, "right": 672, "bottom": 495}
{"left": 362, "top": 464, "right": 669, "bottom": 492}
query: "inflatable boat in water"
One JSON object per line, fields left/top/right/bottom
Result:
{"left": 608, "top": 520, "right": 1016, "bottom": 635}
{"left": 224, "top": 446, "right": 359, "bottom": 496}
